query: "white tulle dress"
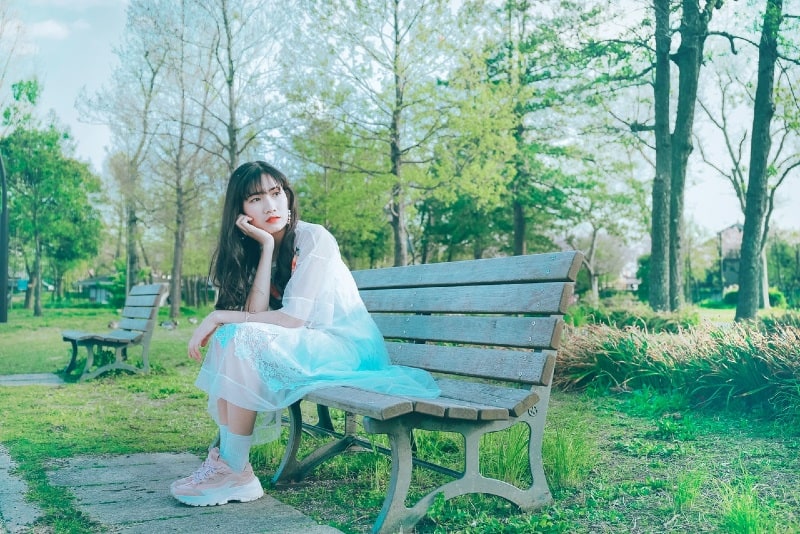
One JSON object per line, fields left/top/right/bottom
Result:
{"left": 195, "top": 221, "right": 440, "bottom": 443}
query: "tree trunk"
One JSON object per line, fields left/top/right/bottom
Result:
{"left": 760, "top": 249, "right": 771, "bottom": 310}
{"left": 736, "top": 0, "right": 782, "bottom": 321}
{"left": 126, "top": 203, "right": 139, "bottom": 293}
{"left": 0, "top": 154, "right": 7, "bottom": 324}
{"left": 33, "top": 235, "right": 42, "bottom": 317}
{"left": 513, "top": 200, "right": 526, "bottom": 256}
{"left": 170, "top": 188, "right": 186, "bottom": 319}
{"left": 669, "top": 0, "right": 713, "bottom": 311}
{"left": 649, "top": 0, "right": 672, "bottom": 311}
{"left": 390, "top": 183, "right": 407, "bottom": 266}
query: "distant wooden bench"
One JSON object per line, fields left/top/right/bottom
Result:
{"left": 272, "top": 251, "right": 583, "bottom": 533}
{"left": 62, "top": 283, "right": 168, "bottom": 382}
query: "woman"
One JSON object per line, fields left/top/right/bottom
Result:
{"left": 170, "top": 161, "right": 439, "bottom": 507}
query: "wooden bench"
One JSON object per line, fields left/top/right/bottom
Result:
{"left": 272, "top": 251, "right": 583, "bottom": 533}
{"left": 62, "top": 283, "right": 168, "bottom": 381}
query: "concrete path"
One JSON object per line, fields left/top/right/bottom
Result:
{"left": 1, "top": 448, "right": 342, "bottom": 533}
{"left": 0, "top": 445, "right": 43, "bottom": 534}
{"left": 0, "top": 374, "right": 342, "bottom": 534}
{"left": 0, "top": 374, "right": 65, "bottom": 387}
{"left": 47, "top": 452, "right": 342, "bottom": 533}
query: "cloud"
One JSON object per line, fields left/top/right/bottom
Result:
{"left": 29, "top": 19, "right": 70, "bottom": 40}
{"left": 72, "top": 19, "right": 91, "bottom": 31}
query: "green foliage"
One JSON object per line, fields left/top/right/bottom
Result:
{"left": 698, "top": 298, "right": 735, "bottom": 309}
{"left": 724, "top": 288, "right": 787, "bottom": 308}
{"left": 671, "top": 470, "right": 706, "bottom": 513}
{"left": 542, "top": 420, "right": 595, "bottom": 490}
{"left": 557, "top": 322, "right": 800, "bottom": 418}
{"left": 717, "top": 475, "right": 778, "bottom": 534}
{"left": 1, "top": 89, "right": 102, "bottom": 312}
{"left": 635, "top": 254, "right": 650, "bottom": 303}
{"left": 565, "top": 299, "right": 700, "bottom": 333}
{"left": 758, "top": 310, "right": 800, "bottom": 332}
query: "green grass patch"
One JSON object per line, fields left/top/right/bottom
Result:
{"left": 1, "top": 306, "right": 800, "bottom": 533}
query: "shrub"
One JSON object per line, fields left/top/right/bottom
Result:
{"left": 556, "top": 323, "right": 800, "bottom": 418}
{"left": 565, "top": 300, "right": 699, "bottom": 333}
{"left": 722, "top": 288, "right": 788, "bottom": 308}
{"left": 758, "top": 310, "right": 800, "bottom": 332}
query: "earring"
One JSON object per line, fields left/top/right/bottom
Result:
{"left": 286, "top": 210, "right": 292, "bottom": 225}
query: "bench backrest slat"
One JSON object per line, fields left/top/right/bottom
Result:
{"left": 353, "top": 252, "right": 581, "bottom": 388}
{"left": 361, "top": 282, "right": 572, "bottom": 315}
{"left": 121, "top": 307, "right": 155, "bottom": 320}
{"left": 385, "top": 342, "right": 556, "bottom": 384}
{"left": 353, "top": 251, "right": 582, "bottom": 289}
{"left": 117, "top": 317, "right": 151, "bottom": 332}
{"left": 119, "top": 284, "right": 166, "bottom": 334}
{"left": 373, "top": 315, "right": 562, "bottom": 349}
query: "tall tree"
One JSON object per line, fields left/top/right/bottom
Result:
{"left": 147, "top": 0, "right": 217, "bottom": 318}
{"left": 82, "top": 0, "right": 169, "bottom": 292}
{"left": 667, "top": 0, "right": 722, "bottom": 310}
{"left": 698, "top": 30, "right": 800, "bottom": 312}
{"left": 736, "top": 0, "right": 785, "bottom": 321}
{"left": 650, "top": 0, "right": 672, "bottom": 311}
{"left": 0, "top": 3, "right": 23, "bottom": 321}
{"left": 1, "top": 123, "right": 102, "bottom": 316}
{"left": 486, "top": 0, "right": 598, "bottom": 256}
{"left": 287, "top": 0, "right": 463, "bottom": 266}
{"left": 588, "top": 0, "right": 725, "bottom": 311}
{"left": 193, "top": 0, "right": 285, "bottom": 175}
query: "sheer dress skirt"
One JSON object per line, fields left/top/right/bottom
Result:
{"left": 195, "top": 311, "right": 440, "bottom": 443}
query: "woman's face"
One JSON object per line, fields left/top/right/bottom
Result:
{"left": 242, "top": 174, "right": 290, "bottom": 234}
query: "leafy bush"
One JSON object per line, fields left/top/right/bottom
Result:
{"left": 565, "top": 299, "right": 700, "bottom": 333}
{"left": 556, "top": 323, "right": 800, "bottom": 418}
{"left": 697, "top": 298, "right": 735, "bottom": 309}
{"left": 722, "top": 288, "right": 788, "bottom": 308}
{"left": 758, "top": 311, "right": 800, "bottom": 332}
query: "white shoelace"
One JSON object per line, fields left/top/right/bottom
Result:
{"left": 190, "top": 461, "right": 218, "bottom": 484}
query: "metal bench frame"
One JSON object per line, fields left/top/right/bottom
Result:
{"left": 272, "top": 251, "right": 582, "bottom": 533}
{"left": 62, "top": 283, "right": 167, "bottom": 381}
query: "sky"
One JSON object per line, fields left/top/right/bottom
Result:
{"left": 9, "top": 0, "right": 800, "bottom": 237}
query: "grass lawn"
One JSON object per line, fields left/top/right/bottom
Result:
{"left": 1, "top": 305, "right": 799, "bottom": 533}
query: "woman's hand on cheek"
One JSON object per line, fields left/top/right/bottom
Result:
{"left": 236, "top": 215, "right": 275, "bottom": 251}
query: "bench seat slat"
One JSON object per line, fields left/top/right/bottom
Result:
{"left": 352, "top": 251, "right": 582, "bottom": 289}
{"left": 411, "top": 395, "right": 509, "bottom": 421}
{"left": 304, "top": 386, "right": 414, "bottom": 421}
{"left": 434, "top": 378, "right": 539, "bottom": 418}
{"left": 62, "top": 330, "right": 100, "bottom": 343}
{"left": 374, "top": 315, "right": 562, "bottom": 349}
{"left": 360, "top": 282, "right": 571, "bottom": 315}
{"left": 98, "top": 330, "right": 144, "bottom": 344}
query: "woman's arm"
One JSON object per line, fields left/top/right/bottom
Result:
{"left": 246, "top": 245, "right": 272, "bottom": 313}
{"left": 188, "top": 308, "right": 304, "bottom": 362}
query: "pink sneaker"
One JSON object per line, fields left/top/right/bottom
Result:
{"left": 170, "top": 448, "right": 220, "bottom": 492}
{"left": 170, "top": 448, "right": 264, "bottom": 506}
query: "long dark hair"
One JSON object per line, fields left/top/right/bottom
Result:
{"left": 210, "top": 161, "right": 299, "bottom": 310}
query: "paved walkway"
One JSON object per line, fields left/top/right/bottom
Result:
{"left": 0, "top": 375, "right": 342, "bottom": 534}
{"left": 1, "top": 449, "right": 342, "bottom": 533}
{"left": 0, "top": 373, "right": 65, "bottom": 387}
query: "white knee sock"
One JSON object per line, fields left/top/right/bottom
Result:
{"left": 218, "top": 424, "right": 229, "bottom": 453}
{"left": 221, "top": 432, "right": 253, "bottom": 472}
